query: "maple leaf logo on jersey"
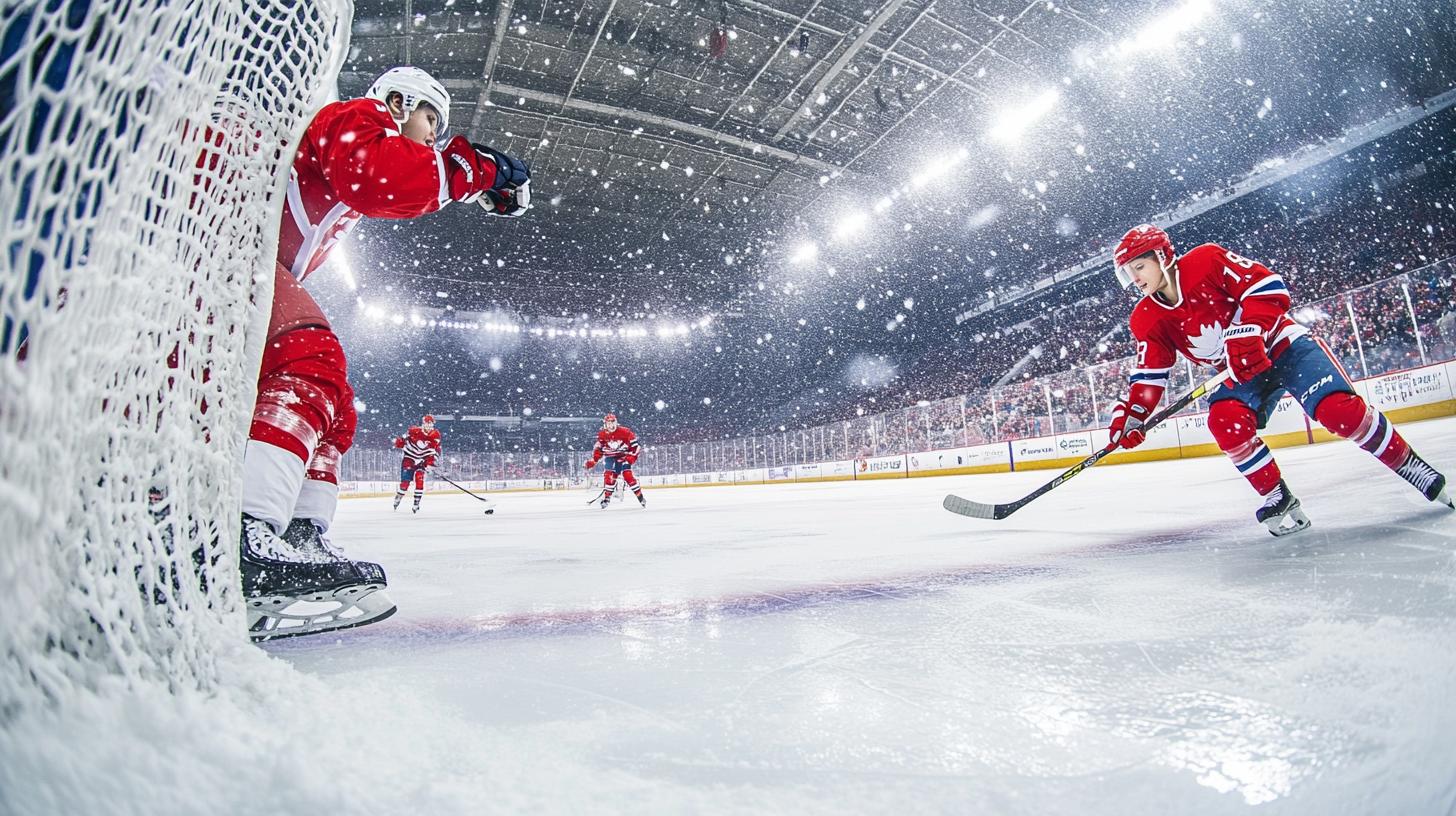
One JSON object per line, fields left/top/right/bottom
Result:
{"left": 1185, "top": 322, "right": 1227, "bottom": 363}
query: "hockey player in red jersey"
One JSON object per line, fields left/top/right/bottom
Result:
{"left": 584, "top": 413, "right": 645, "bottom": 509}
{"left": 393, "top": 414, "right": 443, "bottom": 513}
{"left": 1107, "top": 224, "right": 1451, "bottom": 536}
{"left": 239, "top": 67, "right": 532, "bottom": 638}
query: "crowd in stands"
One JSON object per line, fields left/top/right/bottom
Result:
{"left": 895, "top": 165, "right": 1456, "bottom": 412}
{"left": 342, "top": 147, "right": 1456, "bottom": 481}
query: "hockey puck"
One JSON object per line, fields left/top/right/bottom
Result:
{"left": 484, "top": 508, "right": 495, "bottom": 515}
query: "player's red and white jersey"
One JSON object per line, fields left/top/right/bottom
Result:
{"left": 279, "top": 98, "right": 449, "bottom": 283}
{"left": 1128, "top": 243, "right": 1306, "bottom": 389}
{"left": 394, "top": 425, "right": 442, "bottom": 465}
{"left": 592, "top": 426, "right": 641, "bottom": 462}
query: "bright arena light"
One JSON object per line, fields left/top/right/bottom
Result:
{"left": 790, "top": 241, "right": 819, "bottom": 263}
{"left": 1114, "top": 0, "right": 1213, "bottom": 57}
{"left": 834, "top": 210, "right": 870, "bottom": 241}
{"left": 328, "top": 246, "right": 357, "bottom": 291}
{"left": 987, "top": 89, "right": 1060, "bottom": 143}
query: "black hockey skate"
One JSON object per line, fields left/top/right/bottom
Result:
{"left": 600, "top": 494, "right": 612, "bottom": 509}
{"left": 1255, "top": 479, "right": 1311, "bottom": 537}
{"left": 1395, "top": 450, "right": 1453, "bottom": 509}
{"left": 636, "top": 493, "right": 646, "bottom": 508}
{"left": 240, "top": 515, "right": 396, "bottom": 641}
{"left": 393, "top": 492, "right": 403, "bottom": 511}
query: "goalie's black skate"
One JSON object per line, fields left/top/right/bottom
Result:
{"left": 1255, "top": 479, "right": 1311, "bottom": 537}
{"left": 240, "top": 514, "right": 396, "bottom": 641}
{"left": 1395, "top": 450, "right": 1453, "bottom": 509}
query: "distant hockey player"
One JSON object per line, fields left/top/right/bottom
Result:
{"left": 239, "top": 67, "right": 532, "bottom": 638}
{"left": 584, "top": 413, "right": 645, "bottom": 509}
{"left": 1107, "top": 224, "right": 1451, "bottom": 536}
{"left": 394, "top": 414, "right": 442, "bottom": 513}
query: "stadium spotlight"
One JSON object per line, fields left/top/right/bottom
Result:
{"left": 790, "top": 241, "right": 819, "bottom": 263}
{"left": 834, "top": 209, "right": 869, "bottom": 241}
{"left": 988, "top": 89, "right": 1060, "bottom": 143}
{"left": 1115, "top": 0, "right": 1213, "bottom": 57}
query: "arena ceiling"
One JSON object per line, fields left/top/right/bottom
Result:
{"left": 335, "top": 0, "right": 1455, "bottom": 324}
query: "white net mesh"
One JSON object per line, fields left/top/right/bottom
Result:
{"left": 0, "top": 0, "right": 352, "bottom": 714}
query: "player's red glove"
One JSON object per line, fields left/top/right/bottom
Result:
{"left": 1223, "top": 324, "right": 1272, "bottom": 384}
{"left": 584, "top": 459, "right": 596, "bottom": 470}
{"left": 440, "top": 135, "right": 494, "bottom": 204}
{"left": 622, "top": 455, "right": 637, "bottom": 466}
{"left": 424, "top": 456, "right": 436, "bottom": 468}
{"left": 393, "top": 437, "right": 405, "bottom": 449}
{"left": 1108, "top": 401, "right": 1148, "bottom": 450}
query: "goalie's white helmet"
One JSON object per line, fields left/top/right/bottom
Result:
{"left": 367, "top": 67, "right": 451, "bottom": 137}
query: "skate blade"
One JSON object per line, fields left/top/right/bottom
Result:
{"left": 1264, "top": 506, "right": 1312, "bottom": 537}
{"left": 248, "top": 585, "right": 396, "bottom": 641}
{"left": 1435, "top": 487, "right": 1453, "bottom": 510}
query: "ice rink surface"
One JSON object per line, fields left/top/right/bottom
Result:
{"left": 264, "top": 418, "right": 1456, "bottom": 814}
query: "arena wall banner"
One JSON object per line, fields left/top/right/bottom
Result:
{"left": 794, "top": 460, "right": 855, "bottom": 482}
{"left": 1008, "top": 431, "right": 1101, "bottom": 471}
{"left": 854, "top": 455, "right": 908, "bottom": 480}
{"left": 906, "top": 442, "right": 1016, "bottom": 477}
{"left": 1368, "top": 364, "right": 1454, "bottom": 416}
{"left": 737, "top": 468, "right": 768, "bottom": 484}
{"left": 767, "top": 465, "right": 796, "bottom": 482}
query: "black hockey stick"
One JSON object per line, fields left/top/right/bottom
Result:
{"left": 428, "top": 468, "right": 496, "bottom": 513}
{"left": 943, "top": 369, "right": 1231, "bottom": 520}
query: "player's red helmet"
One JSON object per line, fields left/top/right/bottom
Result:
{"left": 603, "top": 413, "right": 617, "bottom": 425}
{"left": 1113, "top": 223, "right": 1175, "bottom": 290}
{"left": 422, "top": 414, "right": 435, "bottom": 425}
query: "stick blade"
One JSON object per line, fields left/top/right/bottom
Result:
{"left": 942, "top": 494, "right": 1002, "bottom": 520}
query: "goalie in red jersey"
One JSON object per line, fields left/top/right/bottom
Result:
{"left": 238, "top": 66, "right": 532, "bottom": 639}
{"left": 393, "top": 414, "right": 443, "bottom": 513}
{"left": 1107, "top": 224, "right": 1451, "bottom": 536}
{"left": 584, "top": 413, "right": 645, "bottom": 509}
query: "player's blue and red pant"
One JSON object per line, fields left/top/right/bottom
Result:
{"left": 396, "top": 457, "right": 432, "bottom": 508}
{"left": 1207, "top": 335, "right": 1414, "bottom": 496}
{"left": 601, "top": 456, "right": 643, "bottom": 502}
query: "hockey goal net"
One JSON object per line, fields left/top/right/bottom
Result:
{"left": 0, "top": 1, "right": 351, "bottom": 713}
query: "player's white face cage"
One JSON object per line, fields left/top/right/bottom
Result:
{"left": 367, "top": 67, "right": 451, "bottom": 140}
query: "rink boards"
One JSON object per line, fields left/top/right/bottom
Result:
{"left": 339, "top": 359, "right": 1456, "bottom": 497}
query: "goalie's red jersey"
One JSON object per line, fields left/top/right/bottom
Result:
{"left": 278, "top": 98, "right": 450, "bottom": 283}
